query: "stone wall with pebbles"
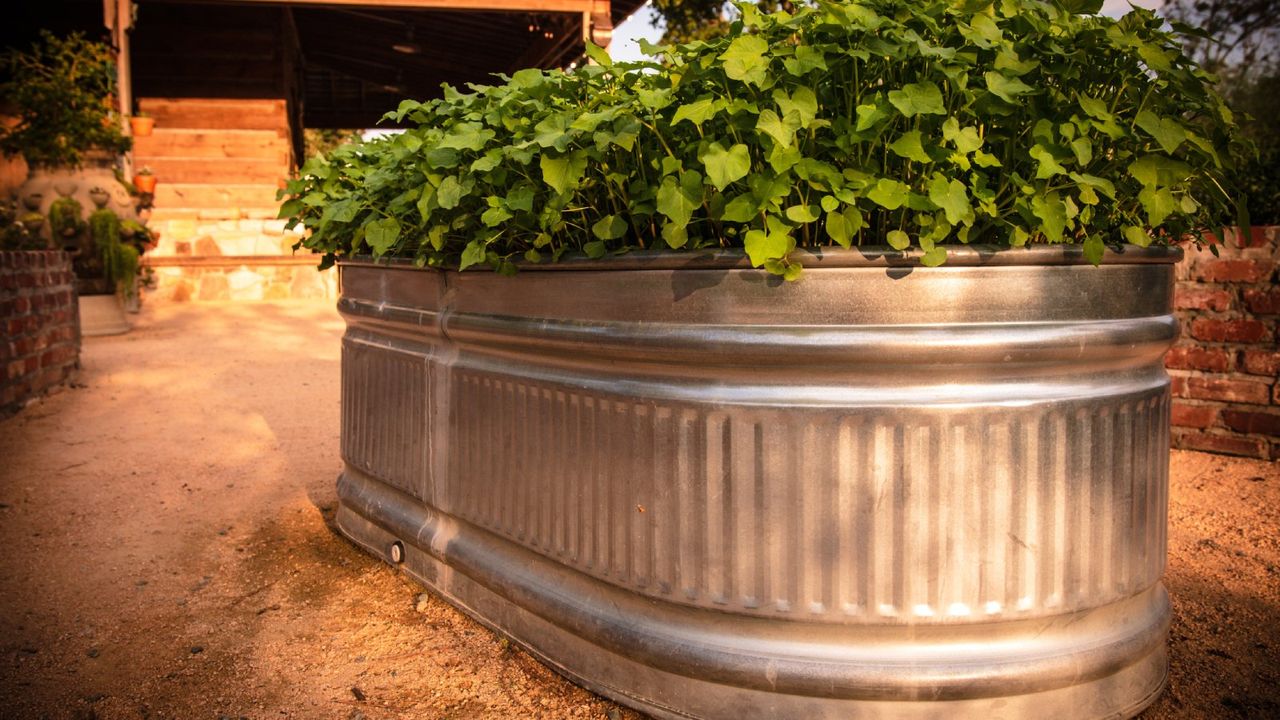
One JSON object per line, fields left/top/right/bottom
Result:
{"left": 142, "top": 213, "right": 335, "bottom": 302}
{"left": 1167, "top": 227, "right": 1280, "bottom": 460}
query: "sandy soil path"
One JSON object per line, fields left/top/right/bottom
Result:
{"left": 0, "top": 300, "right": 1275, "bottom": 720}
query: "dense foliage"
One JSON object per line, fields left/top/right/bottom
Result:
{"left": 0, "top": 31, "right": 131, "bottom": 167}
{"left": 286, "top": 0, "right": 1245, "bottom": 276}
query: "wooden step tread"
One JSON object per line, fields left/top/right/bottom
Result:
{"left": 138, "top": 98, "right": 288, "bottom": 131}
{"left": 133, "top": 157, "right": 287, "bottom": 184}
{"left": 133, "top": 129, "right": 289, "bottom": 162}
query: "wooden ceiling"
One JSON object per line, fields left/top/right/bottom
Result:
{"left": 132, "top": 0, "right": 647, "bottom": 128}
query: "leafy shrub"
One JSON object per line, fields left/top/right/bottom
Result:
{"left": 88, "top": 209, "right": 141, "bottom": 298}
{"left": 285, "top": 0, "right": 1244, "bottom": 276}
{"left": 0, "top": 31, "right": 131, "bottom": 167}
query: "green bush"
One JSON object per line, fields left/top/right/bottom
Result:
{"left": 285, "top": 0, "right": 1245, "bottom": 277}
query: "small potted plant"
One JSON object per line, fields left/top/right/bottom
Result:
{"left": 88, "top": 185, "right": 111, "bottom": 208}
{"left": 132, "top": 166, "right": 157, "bottom": 195}
{"left": 18, "top": 212, "right": 46, "bottom": 236}
{"left": 286, "top": 2, "right": 1246, "bottom": 718}
{"left": 129, "top": 111, "right": 154, "bottom": 137}
{"left": 47, "top": 196, "right": 84, "bottom": 241}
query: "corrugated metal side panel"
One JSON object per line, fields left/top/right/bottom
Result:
{"left": 341, "top": 336, "right": 429, "bottom": 500}
{"left": 442, "top": 366, "right": 1168, "bottom": 624}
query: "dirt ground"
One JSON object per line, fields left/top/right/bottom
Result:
{"left": 0, "top": 300, "right": 1275, "bottom": 720}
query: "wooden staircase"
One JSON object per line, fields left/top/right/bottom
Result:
{"left": 133, "top": 98, "right": 292, "bottom": 220}
{"left": 134, "top": 99, "right": 333, "bottom": 303}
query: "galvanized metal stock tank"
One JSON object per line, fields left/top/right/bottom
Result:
{"left": 335, "top": 245, "right": 1178, "bottom": 719}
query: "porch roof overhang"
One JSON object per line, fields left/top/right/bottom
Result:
{"left": 136, "top": 0, "right": 647, "bottom": 128}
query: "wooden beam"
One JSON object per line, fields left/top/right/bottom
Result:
{"left": 211, "top": 0, "right": 595, "bottom": 13}
{"left": 105, "top": 0, "right": 135, "bottom": 175}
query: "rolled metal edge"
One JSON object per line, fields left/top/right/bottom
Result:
{"left": 337, "top": 466, "right": 1170, "bottom": 703}
{"left": 342, "top": 243, "right": 1183, "bottom": 273}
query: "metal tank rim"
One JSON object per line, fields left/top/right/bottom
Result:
{"left": 338, "top": 242, "right": 1183, "bottom": 272}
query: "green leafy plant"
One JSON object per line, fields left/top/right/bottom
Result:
{"left": 285, "top": 0, "right": 1244, "bottom": 276}
{"left": 48, "top": 197, "right": 84, "bottom": 239}
{"left": 0, "top": 31, "right": 131, "bottom": 167}
{"left": 88, "top": 209, "right": 141, "bottom": 298}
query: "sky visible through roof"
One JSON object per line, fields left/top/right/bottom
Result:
{"left": 610, "top": 1, "right": 1168, "bottom": 62}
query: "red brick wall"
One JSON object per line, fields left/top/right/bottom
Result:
{"left": 1, "top": 251, "right": 80, "bottom": 418}
{"left": 1167, "top": 227, "right": 1279, "bottom": 460}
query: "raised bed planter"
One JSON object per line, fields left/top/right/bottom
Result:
{"left": 335, "top": 245, "right": 1178, "bottom": 719}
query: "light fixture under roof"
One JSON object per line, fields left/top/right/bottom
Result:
{"left": 393, "top": 25, "right": 420, "bottom": 55}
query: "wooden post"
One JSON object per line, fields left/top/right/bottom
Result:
{"left": 590, "top": 0, "right": 613, "bottom": 51}
{"left": 104, "top": 0, "right": 135, "bottom": 176}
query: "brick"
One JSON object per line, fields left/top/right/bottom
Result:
{"left": 1174, "top": 287, "right": 1232, "bottom": 312}
{"left": 40, "top": 347, "right": 73, "bottom": 367}
{"left": 1171, "top": 402, "right": 1219, "bottom": 429}
{"left": 1178, "top": 432, "right": 1268, "bottom": 458}
{"left": 1189, "top": 318, "right": 1268, "bottom": 343}
{"left": 1224, "top": 225, "right": 1276, "bottom": 249}
{"left": 1221, "top": 410, "right": 1280, "bottom": 436}
{"left": 1193, "top": 259, "right": 1273, "bottom": 284}
{"left": 1244, "top": 288, "right": 1280, "bottom": 315}
{"left": 1165, "top": 346, "right": 1230, "bottom": 372}
{"left": 1242, "top": 350, "right": 1280, "bottom": 377}
{"left": 1170, "top": 374, "right": 1188, "bottom": 397}
{"left": 1186, "top": 377, "right": 1272, "bottom": 404}
{"left": 34, "top": 367, "right": 64, "bottom": 392}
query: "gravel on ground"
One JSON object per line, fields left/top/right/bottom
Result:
{"left": 0, "top": 300, "right": 1275, "bottom": 719}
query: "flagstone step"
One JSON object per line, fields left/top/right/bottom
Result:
{"left": 154, "top": 183, "right": 282, "bottom": 210}
{"left": 148, "top": 207, "right": 285, "bottom": 222}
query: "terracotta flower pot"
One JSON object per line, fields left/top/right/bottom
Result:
{"left": 133, "top": 173, "right": 157, "bottom": 194}
{"left": 130, "top": 116, "right": 155, "bottom": 137}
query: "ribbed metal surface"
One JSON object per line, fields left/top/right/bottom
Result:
{"left": 335, "top": 246, "right": 1178, "bottom": 719}
{"left": 340, "top": 337, "right": 430, "bottom": 500}
{"left": 444, "top": 376, "right": 1169, "bottom": 623}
